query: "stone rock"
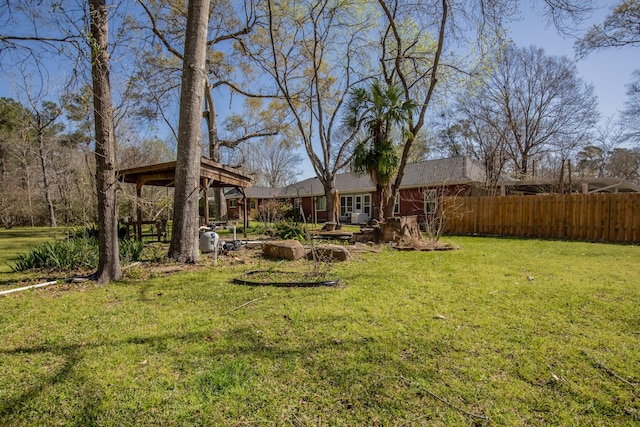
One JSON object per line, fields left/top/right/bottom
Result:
{"left": 262, "top": 240, "right": 306, "bottom": 260}
{"left": 349, "top": 227, "right": 380, "bottom": 244}
{"left": 308, "top": 244, "right": 351, "bottom": 262}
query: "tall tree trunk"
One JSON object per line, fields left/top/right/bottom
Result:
{"left": 205, "top": 82, "right": 219, "bottom": 162}
{"left": 89, "top": 0, "right": 122, "bottom": 284}
{"left": 380, "top": 184, "right": 392, "bottom": 222}
{"left": 37, "top": 130, "right": 57, "bottom": 227}
{"left": 23, "top": 162, "right": 35, "bottom": 227}
{"left": 168, "top": 0, "right": 210, "bottom": 263}
{"left": 323, "top": 180, "right": 338, "bottom": 224}
{"left": 204, "top": 84, "right": 227, "bottom": 221}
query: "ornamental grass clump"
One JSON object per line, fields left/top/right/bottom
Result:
{"left": 12, "top": 233, "right": 144, "bottom": 272}
{"left": 12, "top": 236, "right": 98, "bottom": 272}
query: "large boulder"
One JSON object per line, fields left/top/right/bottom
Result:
{"left": 262, "top": 240, "right": 306, "bottom": 260}
{"left": 308, "top": 244, "right": 351, "bottom": 262}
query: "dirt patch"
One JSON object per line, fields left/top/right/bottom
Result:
{"left": 150, "top": 265, "right": 187, "bottom": 275}
{"left": 394, "top": 241, "right": 460, "bottom": 251}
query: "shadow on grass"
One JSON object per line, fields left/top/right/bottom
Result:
{"left": 0, "top": 327, "right": 376, "bottom": 424}
{"left": 0, "top": 345, "right": 83, "bottom": 424}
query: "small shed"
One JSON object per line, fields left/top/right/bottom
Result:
{"left": 118, "top": 157, "right": 252, "bottom": 239}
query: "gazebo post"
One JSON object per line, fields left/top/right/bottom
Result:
{"left": 202, "top": 177, "right": 211, "bottom": 226}
{"left": 241, "top": 187, "right": 248, "bottom": 239}
{"left": 136, "top": 181, "right": 144, "bottom": 240}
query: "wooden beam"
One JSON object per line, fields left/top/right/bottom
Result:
{"left": 136, "top": 181, "right": 143, "bottom": 240}
{"left": 202, "top": 177, "right": 211, "bottom": 225}
{"left": 241, "top": 187, "right": 248, "bottom": 238}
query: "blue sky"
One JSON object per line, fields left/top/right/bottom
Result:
{"left": 1, "top": 2, "right": 637, "bottom": 182}
{"left": 509, "top": 2, "right": 639, "bottom": 125}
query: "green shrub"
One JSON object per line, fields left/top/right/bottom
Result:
{"left": 12, "top": 236, "right": 99, "bottom": 272}
{"left": 246, "top": 223, "right": 266, "bottom": 235}
{"left": 12, "top": 234, "right": 145, "bottom": 272}
{"left": 119, "top": 238, "right": 145, "bottom": 264}
{"left": 257, "top": 200, "right": 293, "bottom": 223}
{"left": 234, "top": 222, "right": 267, "bottom": 236}
{"left": 273, "top": 220, "right": 307, "bottom": 242}
{"left": 65, "top": 223, "right": 100, "bottom": 240}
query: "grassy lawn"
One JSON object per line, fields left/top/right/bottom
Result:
{"left": 0, "top": 227, "right": 64, "bottom": 278}
{"left": 0, "top": 235, "right": 638, "bottom": 425}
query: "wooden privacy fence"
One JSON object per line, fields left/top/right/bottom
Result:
{"left": 442, "top": 193, "right": 640, "bottom": 243}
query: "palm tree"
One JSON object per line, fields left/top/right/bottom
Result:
{"left": 344, "top": 81, "right": 416, "bottom": 222}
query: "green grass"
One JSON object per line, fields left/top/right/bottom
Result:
{"left": 0, "top": 237, "right": 639, "bottom": 425}
{"left": 0, "top": 227, "right": 63, "bottom": 271}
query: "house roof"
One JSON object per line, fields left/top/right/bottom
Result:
{"left": 231, "top": 156, "right": 486, "bottom": 199}
{"left": 400, "top": 156, "right": 486, "bottom": 188}
{"left": 225, "top": 186, "right": 280, "bottom": 199}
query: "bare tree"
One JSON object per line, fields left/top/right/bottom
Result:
{"left": 452, "top": 107, "right": 510, "bottom": 193}
{"left": 89, "top": 0, "right": 122, "bottom": 283}
{"left": 575, "top": 116, "right": 623, "bottom": 178}
{"left": 134, "top": 0, "right": 283, "bottom": 220}
{"left": 606, "top": 147, "right": 640, "bottom": 183}
{"left": 575, "top": 0, "right": 640, "bottom": 57}
{"left": 0, "top": 1, "right": 126, "bottom": 282}
{"left": 240, "top": 136, "right": 303, "bottom": 188}
{"left": 18, "top": 75, "right": 63, "bottom": 228}
{"left": 0, "top": 97, "right": 37, "bottom": 227}
{"left": 134, "top": 0, "right": 270, "bottom": 158}
{"left": 458, "top": 44, "right": 599, "bottom": 179}
{"left": 376, "top": 0, "right": 464, "bottom": 219}
{"left": 167, "top": 0, "right": 210, "bottom": 263}
{"left": 621, "top": 70, "right": 640, "bottom": 145}
{"left": 373, "top": 0, "right": 601, "bottom": 218}
{"left": 252, "top": 0, "right": 375, "bottom": 222}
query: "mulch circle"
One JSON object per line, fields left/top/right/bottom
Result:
{"left": 232, "top": 270, "right": 340, "bottom": 287}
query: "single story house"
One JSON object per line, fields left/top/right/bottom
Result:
{"left": 225, "top": 156, "right": 489, "bottom": 224}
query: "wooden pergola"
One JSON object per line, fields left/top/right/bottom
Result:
{"left": 118, "top": 157, "right": 252, "bottom": 239}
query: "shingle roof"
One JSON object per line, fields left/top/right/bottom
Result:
{"left": 230, "top": 156, "right": 486, "bottom": 199}
{"left": 399, "top": 156, "right": 486, "bottom": 188}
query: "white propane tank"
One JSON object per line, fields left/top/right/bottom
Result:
{"left": 199, "top": 231, "right": 219, "bottom": 253}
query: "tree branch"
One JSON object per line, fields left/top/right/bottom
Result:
{"left": 219, "top": 130, "right": 279, "bottom": 149}
{"left": 137, "top": 0, "right": 184, "bottom": 60}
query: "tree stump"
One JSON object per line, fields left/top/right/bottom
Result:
{"left": 378, "top": 216, "right": 422, "bottom": 243}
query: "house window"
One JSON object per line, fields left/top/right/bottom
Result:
{"left": 424, "top": 189, "right": 438, "bottom": 214}
{"left": 250, "top": 199, "right": 257, "bottom": 210}
{"left": 394, "top": 194, "right": 400, "bottom": 215}
{"left": 315, "top": 196, "right": 326, "bottom": 211}
{"left": 229, "top": 199, "right": 237, "bottom": 208}
{"left": 363, "top": 195, "right": 371, "bottom": 215}
{"left": 340, "top": 196, "right": 353, "bottom": 217}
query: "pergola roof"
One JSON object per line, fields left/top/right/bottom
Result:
{"left": 117, "top": 157, "right": 251, "bottom": 239}
{"left": 502, "top": 177, "right": 640, "bottom": 195}
{"left": 118, "top": 156, "right": 252, "bottom": 189}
